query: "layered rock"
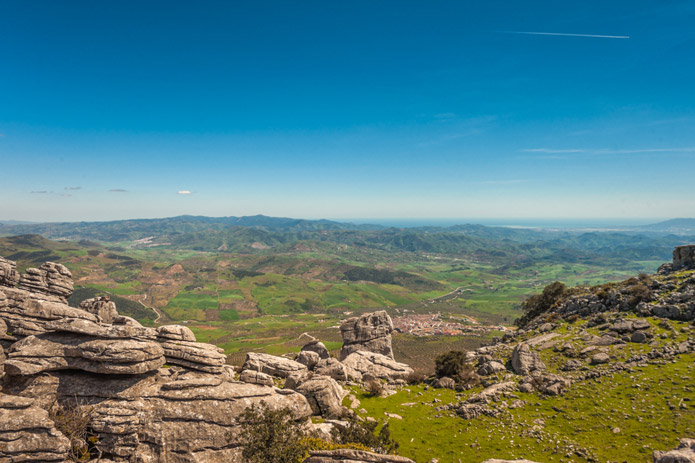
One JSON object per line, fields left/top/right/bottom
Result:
{"left": 674, "top": 245, "right": 695, "bottom": 270}
{"left": 340, "top": 311, "right": 394, "bottom": 360}
{"left": 17, "top": 262, "right": 74, "bottom": 301}
{"left": 242, "top": 352, "right": 308, "bottom": 378}
{"left": 341, "top": 351, "right": 413, "bottom": 380}
{"left": 304, "top": 449, "right": 415, "bottom": 463}
{"left": 5, "top": 367, "right": 313, "bottom": 462}
{"left": 5, "top": 330, "right": 165, "bottom": 376}
{"left": 157, "top": 337, "right": 227, "bottom": 374}
{"left": 314, "top": 357, "right": 362, "bottom": 382}
{"left": 79, "top": 295, "right": 119, "bottom": 324}
{"left": 0, "top": 257, "right": 20, "bottom": 287}
{"left": 0, "top": 392, "right": 71, "bottom": 462}
{"left": 653, "top": 438, "right": 695, "bottom": 463}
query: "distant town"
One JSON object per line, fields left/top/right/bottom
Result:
{"left": 391, "top": 312, "right": 511, "bottom": 336}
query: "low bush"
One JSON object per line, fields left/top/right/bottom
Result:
{"left": 331, "top": 415, "right": 399, "bottom": 454}
{"left": 49, "top": 400, "right": 98, "bottom": 462}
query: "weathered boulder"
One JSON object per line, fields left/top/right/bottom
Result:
{"left": 591, "top": 352, "right": 610, "bottom": 365}
{"left": 339, "top": 311, "right": 394, "bottom": 360}
{"left": 297, "top": 350, "right": 321, "bottom": 369}
{"left": 314, "top": 357, "right": 362, "bottom": 382}
{"left": 653, "top": 438, "right": 695, "bottom": 463}
{"left": 157, "top": 324, "right": 197, "bottom": 341}
{"left": 242, "top": 352, "right": 308, "bottom": 378}
{"left": 301, "top": 340, "right": 330, "bottom": 359}
{"left": 0, "top": 392, "right": 71, "bottom": 462}
{"left": 674, "top": 245, "right": 695, "bottom": 270}
{"left": 158, "top": 338, "right": 227, "bottom": 373}
{"left": 511, "top": 343, "right": 546, "bottom": 375}
{"left": 295, "top": 375, "right": 347, "bottom": 418}
{"left": 434, "top": 376, "right": 455, "bottom": 389}
{"left": 477, "top": 360, "right": 507, "bottom": 376}
{"left": 304, "top": 449, "right": 415, "bottom": 463}
{"left": 341, "top": 351, "right": 413, "bottom": 380}
{"left": 0, "top": 344, "right": 4, "bottom": 378}
{"left": 17, "top": 262, "right": 74, "bottom": 300}
{"left": 240, "top": 369, "right": 274, "bottom": 386}
{"left": 0, "top": 257, "right": 20, "bottom": 287}
{"left": 5, "top": 331, "right": 165, "bottom": 376}
{"left": 79, "top": 295, "right": 119, "bottom": 324}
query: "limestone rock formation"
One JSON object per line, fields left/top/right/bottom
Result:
{"left": 79, "top": 295, "right": 119, "bottom": 324}
{"left": 301, "top": 340, "right": 330, "bottom": 359}
{"left": 17, "top": 262, "right": 74, "bottom": 301}
{"left": 158, "top": 337, "right": 227, "bottom": 373}
{"left": 674, "top": 245, "right": 695, "bottom": 270}
{"left": 0, "top": 257, "right": 20, "bottom": 287}
{"left": 341, "top": 351, "right": 413, "bottom": 380}
{"left": 339, "top": 311, "right": 394, "bottom": 360}
{"left": 511, "top": 343, "right": 546, "bottom": 375}
{"left": 240, "top": 369, "right": 274, "bottom": 386}
{"left": 5, "top": 330, "right": 166, "bottom": 376}
{"left": 653, "top": 438, "right": 695, "bottom": 463}
{"left": 297, "top": 350, "right": 321, "bottom": 369}
{"left": 0, "top": 392, "right": 71, "bottom": 462}
{"left": 304, "top": 449, "right": 415, "bottom": 463}
{"left": 242, "top": 352, "right": 308, "bottom": 378}
{"left": 314, "top": 357, "right": 362, "bottom": 382}
{"left": 294, "top": 375, "right": 347, "bottom": 418}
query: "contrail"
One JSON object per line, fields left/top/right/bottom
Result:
{"left": 503, "top": 31, "right": 630, "bottom": 39}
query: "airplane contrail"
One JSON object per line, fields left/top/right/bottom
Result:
{"left": 503, "top": 31, "right": 630, "bottom": 39}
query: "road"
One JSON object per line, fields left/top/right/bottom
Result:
{"left": 138, "top": 295, "right": 166, "bottom": 324}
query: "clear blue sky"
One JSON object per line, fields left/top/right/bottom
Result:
{"left": 1, "top": 1, "right": 694, "bottom": 222}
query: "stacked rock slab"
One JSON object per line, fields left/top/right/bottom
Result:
{"left": 341, "top": 351, "right": 413, "bottom": 380}
{"left": 79, "top": 295, "right": 119, "bottom": 323}
{"left": 0, "top": 255, "right": 313, "bottom": 462}
{"left": 339, "top": 310, "right": 394, "bottom": 360}
{"left": 0, "top": 392, "right": 71, "bottom": 462}
{"left": 17, "top": 262, "right": 74, "bottom": 302}
{"left": 674, "top": 245, "right": 695, "bottom": 270}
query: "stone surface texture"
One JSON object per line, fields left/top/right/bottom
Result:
{"left": 339, "top": 310, "right": 394, "bottom": 360}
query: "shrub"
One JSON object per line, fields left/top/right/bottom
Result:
{"left": 406, "top": 370, "right": 427, "bottom": 385}
{"left": 434, "top": 350, "right": 466, "bottom": 379}
{"left": 626, "top": 283, "right": 653, "bottom": 309}
{"left": 434, "top": 351, "right": 480, "bottom": 387}
{"left": 49, "top": 400, "right": 98, "bottom": 462}
{"left": 364, "top": 379, "right": 384, "bottom": 397}
{"left": 239, "top": 402, "right": 311, "bottom": 463}
{"left": 331, "top": 415, "right": 399, "bottom": 454}
{"left": 517, "top": 281, "right": 569, "bottom": 327}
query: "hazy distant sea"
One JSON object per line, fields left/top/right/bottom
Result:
{"left": 339, "top": 218, "right": 661, "bottom": 230}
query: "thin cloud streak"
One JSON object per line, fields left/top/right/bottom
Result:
{"left": 109, "top": 189, "right": 128, "bottom": 193}
{"left": 502, "top": 31, "right": 630, "bottom": 39}
{"left": 524, "top": 147, "right": 695, "bottom": 155}
{"left": 177, "top": 190, "right": 192, "bottom": 195}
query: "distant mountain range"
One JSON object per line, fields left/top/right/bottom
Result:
{"left": 0, "top": 214, "right": 693, "bottom": 264}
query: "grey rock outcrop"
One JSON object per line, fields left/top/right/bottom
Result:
{"left": 304, "top": 449, "right": 415, "bottom": 463}
{"left": 339, "top": 311, "right": 394, "bottom": 360}
{"left": 242, "top": 352, "right": 308, "bottom": 378}
{"left": 240, "top": 369, "right": 275, "bottom": 386}
{"left": 297, "top": 350, "right": 321, "bottom": 369}
{"left": 17, "top": 262, "right": 74, "bottom": 301}
{"left": 342, "top": 351, "right": 413, "bottom": 380}
{"left": 295, "top": 375, "right": 347, "bottom": 418}
{"left": 5, "top": 330, "right": 166, "bottom": 376}
{"left": 301, "top": 340, "right": 330, "bottom": 359}
{"left": 0, "top": 257, "right": 20, "bottom": 287}
{"left": 653, "top": 438, "right": 695, "bottom": 463}
{"left": 315, "top": 357, "right": 362, "bottom": 382}
{"left": 0, "top": 392, "right": 71, "bottom": 462}
{"left": 79, "top": 295, "right": 119, "bottom": 324}
{"left": 511, "top": 343, "right": 546, "bottom": 375}
{"left": 158, "top": 337, "right": 227, "bottom": 373}
{"left": 674, "top": 245, "right": 695, "bottom": 270}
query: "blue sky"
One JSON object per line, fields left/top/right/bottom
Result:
{"left": 1, "top": 1, "right": 694, "bottom": 222}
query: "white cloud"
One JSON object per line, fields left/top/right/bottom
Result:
{"left": 502, "top": 31, "right": 629, "bottom": 39}
{"left": 64, "top": 186, "right": 82, "bottom": 190}
{"left": 177, "top": 190, "right": 192, "bottom": 195}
